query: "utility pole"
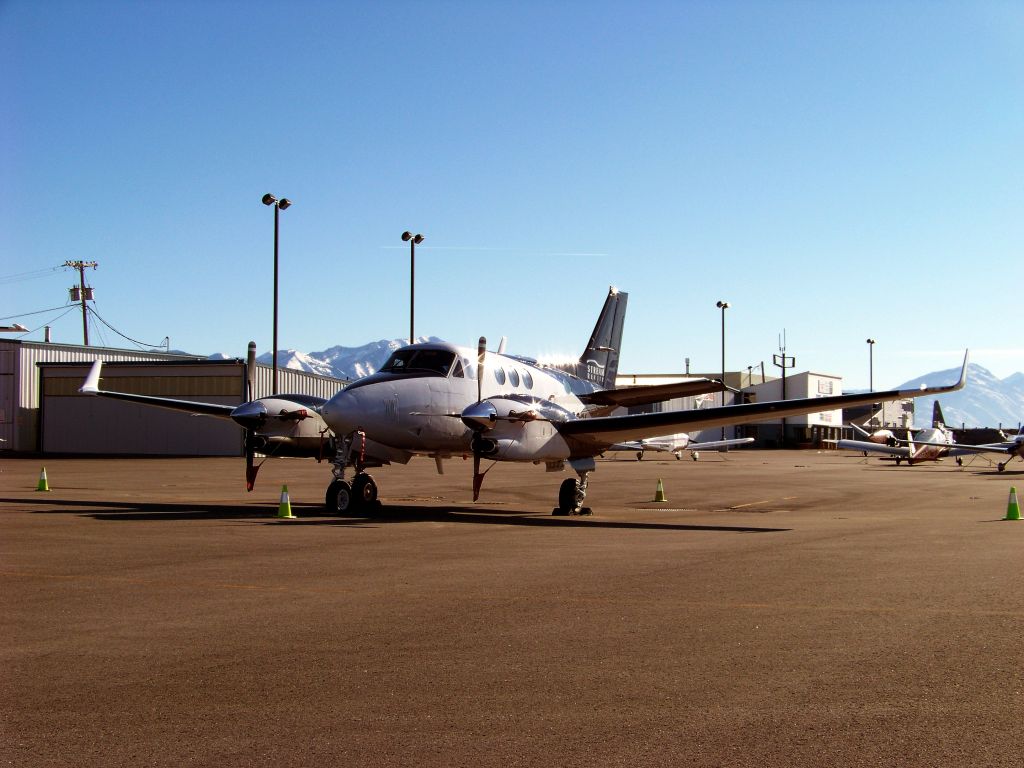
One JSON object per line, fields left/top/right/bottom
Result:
{"left": 772, "top": 330, "right": 796, "bottom": 448}
{"left": 64, "top": 260, "right": 98, "bottom": 345}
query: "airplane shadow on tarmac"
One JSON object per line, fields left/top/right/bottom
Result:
{"left": 3, "top": 497, "right": 790, "bottom": 533}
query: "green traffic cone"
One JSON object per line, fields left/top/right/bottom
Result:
{"left": 1005, "top": 487, "right": 1020, "bottom": 521}
{"left": 653, "top": 478, "right": 667, "bottom": 503}
{"left": 277, "top": 485, "right": 296, "bottom": 519}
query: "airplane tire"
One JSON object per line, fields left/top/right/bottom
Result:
{"left": 555, "top": 478, "right": 578, "bottom": 515}
{"left": 353, "top": 473, "right": 378, "bottom": 505}
{"left": 325, "top": 479, "right": 353, "bottom": 514}
{"left": 636, "top": 452, "right": 643, "bottom": 461}
{"left": 999, "top": 463, "right": 1006, "bottom": 472}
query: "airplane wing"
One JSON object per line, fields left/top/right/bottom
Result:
{"left": 80, "top": 361, "right": 236, "bottom": 418}
{"left": 911, "top": 440, "right": 1014, "bottom": 456}
{"left": 687, "top": 437, "right": 756, "bottom": 451}
{"left": 834, "top": 439, "right": 911, "bottom": 458}
{"left": 579, "top": 378, "right": 729, "bottom": 409}
{"left": 558, "top": 351, "right": 969, "bottom": 452}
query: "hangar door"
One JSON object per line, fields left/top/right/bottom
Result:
{"left": 40, "top": 361, "right": 246, "bottom": 456}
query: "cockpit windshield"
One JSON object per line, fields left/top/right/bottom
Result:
{"left": 380, "top": 348, "right": 458, "bottom": 376}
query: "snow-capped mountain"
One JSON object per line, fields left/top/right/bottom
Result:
{"left": 895, "top": 363, "right": 1024, "bottom": 430}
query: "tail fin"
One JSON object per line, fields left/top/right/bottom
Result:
{"left": 576, "top": 286, "right": 627, "bottom": 389}
{"left": 932, "top": 400, "right": 946, "bottom": 428}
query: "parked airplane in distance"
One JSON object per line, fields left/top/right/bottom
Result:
{"left": 611, "top": 433, "right": 755, "bottom": 461}
{"left": 835, "top": 401, "right": 962, "bottom": 466}
{"left": 82, "top": 287, "right": 969, "bottom": 515}
{"left": 912, "top": 425, "right": 1024, "bottom": 472}
{"left": 850, "top": 423, "right": 899, "bottom": 446}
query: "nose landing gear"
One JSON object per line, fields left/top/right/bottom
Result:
{"left": 325, "top": 430, "right": 381, "bottom": 515}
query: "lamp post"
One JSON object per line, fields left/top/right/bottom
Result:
{"left": 716, "top": 300, "right": 729, "bottom": 439}
{"left": 401, "top": 231, "right": 424, "bottom": 345}
{"left": 262, "top": 193, "right": 292, "bottom": 395}
{"left": 866, "top": 338, "right": 876, "bottom": 392}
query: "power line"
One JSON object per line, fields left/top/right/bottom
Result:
{"left": 0, "top": 265, "right": 69, "bottom": 286}
{"left": 0, "top": 304, "right": 73, "bottom": 321}
{"left": 13, "top": 306, "right": 79, "bottom": 339}
{"left": 88, "top": 306, "right": 169, "bottom": 351}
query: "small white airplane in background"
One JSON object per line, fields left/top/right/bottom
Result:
{"left": 835, "top": 401, "right": 960, "bottom": 465}
{"left": 611, "top": 433, "right": 755, "bottom": 461}
{"left": 912, "top": 425, "right": 1024, "bottom": 472}
{"left": 82, "top": 287, "right": 970, "bottom": 515}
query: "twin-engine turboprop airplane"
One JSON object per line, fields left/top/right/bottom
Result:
{"left": 315, "top": 289, "right": 968, "bottom": 514}
{"left": 80, "top": 287, "right": 969, "bottom": 515}
{"left": 611, "top": 433, "right": 755, "bottom": 461}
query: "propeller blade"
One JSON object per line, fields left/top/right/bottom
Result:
{"left": 472, "top": 453, "right": 483, "bottom": 501}
{"left": 245, "top": 432, "right": 260, "bottom": 491}
{"left": 246, "top": 341, "right": 257, "bottom": 401}
{"left": 477, "top": 336, "right": 486, "bottom": 403}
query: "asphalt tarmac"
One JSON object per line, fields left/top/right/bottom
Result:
{"left": 3, "top": 450, "right": 1024, "bottom": 767}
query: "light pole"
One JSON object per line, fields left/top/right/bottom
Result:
{"left": 866, "top": 338, "right": 876, "bottom": 392}
{"left": 262, "top": 193, "right": 292, "bottom": 395}
{"left": 401, "top": 231, "right": 424, "bottom": 345}
{"left": 716, "top": 300, "right": 729, "bottom": 439}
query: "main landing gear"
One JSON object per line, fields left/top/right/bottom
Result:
{"left": 552, "top": 459, "right": 595, "bottom": 516}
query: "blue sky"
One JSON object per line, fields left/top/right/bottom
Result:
{"left": 2, "top": 0, "right": 1021, "bottom": 389}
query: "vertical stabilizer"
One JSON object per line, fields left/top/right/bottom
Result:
{"left": 932, "top": 400, "right": 946, "bottom": 428}
{"left": 576, "top": 287, "right": 628, "bottom": 389}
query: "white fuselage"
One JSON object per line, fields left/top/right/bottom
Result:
{"left": 320, "top": 343, "right": 593, "bottom": 463}
{"left": 908, "top": 425, "right": 954, "bottom": 462}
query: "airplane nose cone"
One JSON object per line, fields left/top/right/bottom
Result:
{"left": 230, "top": 400, "right": 268, "bottom": 430}
{"left": 461, "top": 400, "right": 497, "bottom": 431}
{"left": 321, "top": 391, "right": 353, "bottom": 433}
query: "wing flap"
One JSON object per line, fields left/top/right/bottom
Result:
{"left": 580, "top": 379, "right": 726, "bottom": 408}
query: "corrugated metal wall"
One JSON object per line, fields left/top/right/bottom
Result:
{"left": 1, "top": 340, "right": 206, "bottom": 451}
{"left": 1, "top": 340, "right": 350, "bottom": 454}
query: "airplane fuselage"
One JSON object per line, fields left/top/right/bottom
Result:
{"left": 320, "top": 342, "right": 600, "bottom": 464}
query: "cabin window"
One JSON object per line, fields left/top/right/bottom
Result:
{"left": 463, "top": 358, "right": 476, "bottom": 379}
{"left": 508, "top": 369, "right": 520, "bottom": 388}
{"left": 450, "top": 358, "right": 465, "bottom": 378}
{"left": 494, "top": 367, "right": 506, "bottom": 385}
{"left": 381, "top": 348, "right": 457, "bottom": 375}
{"left": 522, "top": 370, "right": 534, "bottom": 390}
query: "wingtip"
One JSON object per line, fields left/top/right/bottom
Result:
{"left": 79, "top": 360, "right": 102, "bottom": 394}
{"left": 958, "top": 349, "right": 970, "bottom": 388}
